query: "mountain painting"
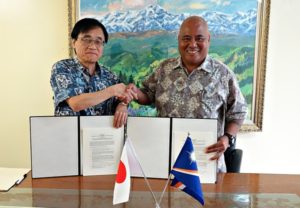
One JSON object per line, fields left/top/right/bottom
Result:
{"left": 79, "top": 0, "right": 258, "bottom": 120}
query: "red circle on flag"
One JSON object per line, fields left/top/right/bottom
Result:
{"left": 116, "top": 161, "right": 127, "bottom": 183}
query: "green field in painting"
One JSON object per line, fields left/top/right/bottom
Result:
{"left": 100, "top": 31, "right": 255, "bottom": 118}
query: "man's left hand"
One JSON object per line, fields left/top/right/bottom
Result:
{"left": 113, "top": 103, "right": 128, "bottom": 128}
{"left": 205, "top": 136, "right": 230, "bottom": 160}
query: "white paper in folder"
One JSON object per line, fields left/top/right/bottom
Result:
{"left": 30, "top": 116, "right": 79, "bottom": 178}
{"left": 172, "top": 118, "right": 217, "bottom": 183}
{"left": 127, "top": 117, "right": 170, "bottom": 179}
{"left": 81, "top": 127, "right": 123, "bottom": 176}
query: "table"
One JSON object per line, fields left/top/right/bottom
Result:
{"left": 0, "top": 172, "right": 299, "bottom": 207}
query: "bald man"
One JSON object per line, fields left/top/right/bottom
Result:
{"left": 126, "top": 16, "right": 248, "bottom": 172}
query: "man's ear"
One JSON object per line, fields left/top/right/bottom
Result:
{"left": 72, "top": 39, "right": 76, "bottom": 48}
{"left": 72, "top": 39, "right": 77, "bottom": 54}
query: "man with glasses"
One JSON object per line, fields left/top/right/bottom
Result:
{"left": 51, "top": 18, "right": 127, "bottom": 128}
{"left": 125, "top": 16, "right": 248, "bottom": 172}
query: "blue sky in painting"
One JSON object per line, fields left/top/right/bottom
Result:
{"left": 80, "top": 0, "right": 258, "bottom": 15}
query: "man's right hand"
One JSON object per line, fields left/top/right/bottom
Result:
{"left": 110, "top": 83, "right": 126, "bottom": 100}
{"left": 119, "top": 84, "right": 139, "bottom": 104}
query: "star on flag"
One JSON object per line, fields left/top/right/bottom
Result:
{"left": 170, "top": 136, "right": 204, "bottom": 206}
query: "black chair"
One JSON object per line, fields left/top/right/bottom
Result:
{"left": 224, "top": 138, "right": 243, "bottom": 173}
{"left": 225, "top": 148, "right": 243, "bottom": 173}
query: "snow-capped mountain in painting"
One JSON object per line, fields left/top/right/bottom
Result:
{"left": 91, "top": 4, "right": 256, "bottom": 35}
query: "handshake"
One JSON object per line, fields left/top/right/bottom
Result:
{"left": 112, "top": 83, "right": 140, "bottom": 105}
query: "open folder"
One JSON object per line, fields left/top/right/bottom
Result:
{"left": 0, "top": 167, "right": 30, "bottom": 192}
{"left": 30, "top": 116, "right": 217, "bottom": 183}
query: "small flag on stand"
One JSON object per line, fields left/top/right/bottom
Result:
{"left": 113, "top": 141, "right": 131, "bottom": 205}
{"left": 170, "top": 137, "right": 204, "bottom": 206}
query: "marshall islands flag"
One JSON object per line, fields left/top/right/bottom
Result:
{"left": 170, "top": 137, "right": 204, "bottom": 206}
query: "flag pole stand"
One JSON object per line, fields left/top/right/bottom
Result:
{"left": 157, "top": 132, "right": 191, "bottom": 207}
{"left": 158, "top": 173, "right": 171, "bottom": 206}
{"left": 155, "top": 203, "right": 161, "bottom": 208}
{"left": 126, "top": 137, "right": 160, "bottom": 208}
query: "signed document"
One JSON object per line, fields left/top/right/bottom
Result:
{"left": 172, "top": 131, "right": 217, "bottom": 183}
{"left": 81, "top": 127, "right": 123, "bottom": 176}
{"left": 172, "top": 118, "right": 217, "bottom": 183}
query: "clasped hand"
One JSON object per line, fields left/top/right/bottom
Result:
{"left": 115, "top": 83, "right": 139, "bottom": 104}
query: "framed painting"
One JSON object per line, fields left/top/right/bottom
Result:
{"left": 68, "top": 0, "right": 270, "bottom": 132}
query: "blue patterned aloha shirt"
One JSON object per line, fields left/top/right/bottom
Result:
{"left": 50, "top": 58, "right": 120, "bottom": 116}
{"left": 142, "top": 56, "right": 248, "bottom": 137}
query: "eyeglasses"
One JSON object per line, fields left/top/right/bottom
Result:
{"left": 181, "top": 36, "right": 207, "bottom": 43}
{"left": 79, "top": 37, "right": 105, "bottom": 48}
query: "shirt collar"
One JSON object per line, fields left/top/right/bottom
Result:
{"left": 74, "top": 57, "right": 101, "bottom": 76}
{"left": 201, "top": 56, "right": 213, "bottom": 73}
{"left": 175, "top": 55, "right": 213, "bottom": 74}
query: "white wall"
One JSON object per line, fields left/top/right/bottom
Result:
{"left": 0, "top": 0, "right": 68, "bottom": 168}
{"left": 0, "top": 0, "right": 299, "bottom": 174}
{"left": 238, "top": 0, "right": 300, "bottom": 174}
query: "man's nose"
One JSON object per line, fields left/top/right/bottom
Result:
{"left": 189, "top": 39, "right": 197, "bottom": 47}
{"left": 87, "top": 42, "right": 97, "bottom": 49}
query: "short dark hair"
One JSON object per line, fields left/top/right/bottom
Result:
{"left": 71, "top": 18, "right": 109, "bottom": 43}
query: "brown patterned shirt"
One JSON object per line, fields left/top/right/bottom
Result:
{"left": 142, "top": 56, "right": 248, "bottom": 137}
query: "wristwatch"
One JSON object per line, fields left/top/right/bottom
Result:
{"left": 224, "top": 132, "right": 236, "bottom": 148}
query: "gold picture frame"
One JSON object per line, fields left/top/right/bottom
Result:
{"left": 242, "top": 0, "right": 270, "bottom": 131}
{"left": 68, "top": 0, "right": 271, "bottom": 132}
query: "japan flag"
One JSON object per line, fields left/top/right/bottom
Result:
{"left": 113, "top": 141, "right": 131, "bottom": 205}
